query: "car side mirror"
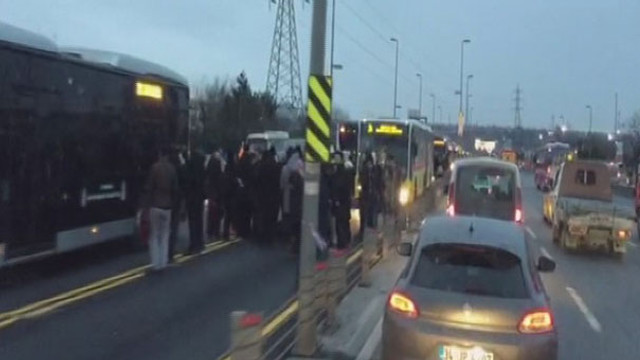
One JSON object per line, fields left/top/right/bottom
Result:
{"left": 396, "top": 242, "right": 413, "bottom": 257}
{"left": 537, "top": 256, "right": 556, "bottom": 273}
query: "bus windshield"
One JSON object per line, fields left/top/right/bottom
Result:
{"left": 361, "top": 128, "right": 408, "bottom": 171}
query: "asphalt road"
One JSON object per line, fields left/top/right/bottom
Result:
{"left": 0, "top": 239, "right": 298, "bottom": 360}
{"left": 369, "top": 172, "right": 640, "bottom": 359}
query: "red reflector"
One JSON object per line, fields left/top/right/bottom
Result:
{"left": 518, "top": 308, "right": 554, "bottom": 334}
{"left": 239, "top": 313, "right": 263, "bottom": 328}
{"left": 388, "top": 291, "right": 418, "bottom": 318}
{"left": 316, "top": 262, "right": 328, "bottom": 271}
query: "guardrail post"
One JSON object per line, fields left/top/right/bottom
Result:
{"left": 326, "top": 249, "right": 347, "bottom": 327}
{"left": 360, "top": 227, "right": 376, "bottom": 287}
{"left": 230, "top": 311, "right": 263, "bottom": 360}
{"left": 314, "top": 262, "right": 328, "bottom": 317}
{"left": 294, "top": 273, "right": 317, "bottom": 355}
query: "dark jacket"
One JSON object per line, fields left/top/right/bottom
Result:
{"left": 184, "top": 151, "right": 206, "bottom": 203}
{"left": 206, "top": 155, "right": 223, "bottom": 202}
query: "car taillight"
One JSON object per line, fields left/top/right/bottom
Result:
{"left": 515, "top": 188, "right": 523, "bottom": 223}
{"left": 546, "top": 166, "right": 551, "bottom": 174}
{"left": 388, "top": 291, "right": 418, "bottom": 318}
{"left": 518, "top": 308, "right": 554, "bottom": 334}
{"left": 446, "top": 183, "right": 455, "bottom": 216}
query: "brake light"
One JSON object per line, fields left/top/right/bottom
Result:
{"left": 388, "top": 291, "right": 418, "bottom": 318}
{"left": 515, "top": 188, "right": 523, "bottom": 223}
{"left": 518, "top": 308, "right": 554, "bottom": 334}
{"left": 446, "top": 183, "right": 455, "bottom": 216}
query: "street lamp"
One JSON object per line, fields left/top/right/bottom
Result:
{"left": 390, "top": 37, "right": 399, "bottom": 118}
{"left": 330, "top": 0, "right": 337, "bottom": 76}
{"left": 416, "top": 73, "right": 423, "bottom": 118}
{"left": 586, "top": 105, "right": 593, "bottom": 133}
{"left": 465, "top": 74, "right": 473, "bottom": 127}
{"left": 438, "top": 105, "right": 443, "bottom": 123}
{"left": 459, "top": 39, "right": 471, "bottom": 118}
{"left": 430, "top": 94, "right": 436, "bottom": 125}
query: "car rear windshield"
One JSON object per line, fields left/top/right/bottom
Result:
{"left": 455, "top": 165, "right": 516, "bottom": 221}
{"left": 411, "top": 243, "right": 528, "bottom": 299}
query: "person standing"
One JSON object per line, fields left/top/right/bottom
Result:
{"left": 288, "top": 154, "right": 304, "bottom": 254}
{"left": 329, "top": 152, "right": 352, "bottom": 249}
{"left": 142, "top": 146, "right": 179, "bottom": 271}
{"left": 205, "top": 148, "right": 224, "bottom": 240}
{"left": 281, "top": 147, "right": 302, "bottom": 243}
{"left": 236, "top": 145, "right": 255, "bottom": 238}
{"left": 167, "top": 147, "right": 185, "bottom": 263}
{"left": 221, "top": 152, "right": 239, "bottom": 241}
{"left": 184, "top": 150, "right": 206, "bottom": 254}
{"left": 256, "top": 147, "right": 281, "bottom": 245}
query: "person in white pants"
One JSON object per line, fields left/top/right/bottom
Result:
{"left": 142, "top": 146, "right": 179, "bottom": 271}
{"left": 149, "top": 207, "right": 171, "bottom": 270}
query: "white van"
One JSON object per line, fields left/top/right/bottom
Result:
{"left": 246, "top": 131, "right": 290, "bottom": 159}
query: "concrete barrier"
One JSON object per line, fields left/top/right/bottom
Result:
{"left": 230, "top": 311, "right": 263, "bottom": 360}
{"left": 293, "top": 273, "right": 316, "bottom": 356}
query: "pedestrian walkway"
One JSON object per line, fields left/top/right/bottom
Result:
{"left": 287, "top": 232, "right": 414, "bottom": 360}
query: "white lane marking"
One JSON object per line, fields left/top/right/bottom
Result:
{"left": 540, "top": 246, "right": 553, "bottom": 259}
{"left": 355, "top": 317, "right": 382, "bottom": 360}
{"left": 525, "top": 226, "right": 537, "bottom": 239}
{"left": 566, "top": 287, "right": 602, "bottom": 333}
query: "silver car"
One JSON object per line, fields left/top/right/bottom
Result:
{"left": 382, "top": 216, "right": 558, "bottom": 360}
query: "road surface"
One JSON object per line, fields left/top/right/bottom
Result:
{"left": 366, "top": 172, "right": 640, "bottom": 359}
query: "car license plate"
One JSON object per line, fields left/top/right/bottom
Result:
{"left": 439, "top": 345, "right": 494, "bottom": 360}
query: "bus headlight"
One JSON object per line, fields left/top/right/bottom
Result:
{"left": 399, "top": 187, "right": 410, "bottom": 206}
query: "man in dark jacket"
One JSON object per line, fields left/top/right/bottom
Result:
{"left": 222, "top": 152, "right": 239, "bottom": 241}
{"left": 142, "top": 146, "right": 179, "bottom": 271}
{"left": 329, "top": 152, "right": 352, "bottom": 249}
{"left": 256, "top": 147, "right": 281, "bottom": 244}
{"left": 184, "top": 150, "right": 206, "bottom": 254}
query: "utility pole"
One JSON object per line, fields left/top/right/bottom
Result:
{"left": 465, "top": 75, "right": 473, "bottom": 128}
{"left": 296, "top": 0, "right": 328, "bottom": 355}
{"left": 614, "top": 92, "right": 619, "bottom": 134}
{"left": 513, "top": 84, "right": 522, "bottom": 128}
{"left": 438, "top": 105, "right": 443, "bottom": 124}
{"left": 416, "top": 73, "right": 423, "bottom": 117}
{"left": 430, "top": 93, "right": 436, "bottom": 125}
{"left": 390, "top": 38, "right": 399, "bottom": 117}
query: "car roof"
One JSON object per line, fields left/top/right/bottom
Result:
{"left": 418, "top": 216, "right": 527, "bottom": 258}
{"left": 454, "top": 157, "right": 519, "bottom": 170}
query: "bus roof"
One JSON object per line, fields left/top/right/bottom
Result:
{"left": 0, "top": 22, "right": 188, "bottom": 87}
{"left": 61, "top": 47, "right": 188, "bottom": 86}
{"left": 0, "top": 21, "right": 58, "bottom": 53}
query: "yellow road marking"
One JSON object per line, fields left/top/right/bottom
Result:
{"left": 0, "top": 239, "right": 240, "bottom": 329}
{"left": 261, "top": 300, "right": 299, "bottom": 337}
{"left": 0, "top": 273, "right": 144, "bottom": 330}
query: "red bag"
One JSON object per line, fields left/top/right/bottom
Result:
{"left": 137, "top": 209, "right": 151, "bottom": 244}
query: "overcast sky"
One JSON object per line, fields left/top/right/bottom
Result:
{"left": 2, "top": 0, "right": 639, "bottom": 132}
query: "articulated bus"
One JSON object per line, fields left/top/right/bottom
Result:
{"left": 336, "top": 118, "right": 435, "bottom": 207}
{"left": 0, "top": 22, "right": 189, "bottom": 267}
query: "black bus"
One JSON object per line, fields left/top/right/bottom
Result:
{"left": 0, "top": 22, "right": 189, "bottom": 266}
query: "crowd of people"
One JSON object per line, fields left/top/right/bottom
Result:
{"left": 139, "top": 143, "right": 399, "bottom": 272}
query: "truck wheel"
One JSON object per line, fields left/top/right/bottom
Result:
{"left": 560, "top": 228, "right": 571, "bottom": 252}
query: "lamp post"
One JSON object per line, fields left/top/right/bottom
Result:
{"left": 430, "top": 93, "right": 436, "bottom": 125}
{"left": 458, "top": 39, "right": 471, "bottom": 117}
{"left": 438, "top": 105, "right": 442, "bottom": 123}
{"left": 465, "top": 74, "right": 473, "bottom": 127}
{"left": 586, "top": 105, "right": 593, "bottom": 133}
{"left": 390, "top": 37, "right": 399, "bottom": 117}
{"left": 416, "top": 73, "right": 423, "bottom": 118}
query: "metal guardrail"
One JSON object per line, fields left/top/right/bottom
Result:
{"left": 216, "top": 180, "right": 443, "bottom": 360}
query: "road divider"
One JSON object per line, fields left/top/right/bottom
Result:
{"left": 0, "top": 239, "right": 239, "bottom": 331}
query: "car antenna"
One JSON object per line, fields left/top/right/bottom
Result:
{"left": 469, "top": 222, "right": 474, "bottom": 233}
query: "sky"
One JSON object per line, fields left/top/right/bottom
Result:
{"left": 2, "top": 0, "right": 639, "bottom": 133}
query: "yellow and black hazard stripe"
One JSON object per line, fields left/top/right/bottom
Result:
{"left": 305, "top": 75, "right": 332, "bottom": 162}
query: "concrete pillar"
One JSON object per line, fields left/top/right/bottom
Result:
{"left": 314, "top": 262, "right": 328, "bottom": 316}
{"left": 230, "top": 311, "right": 263, "bottom": 360}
